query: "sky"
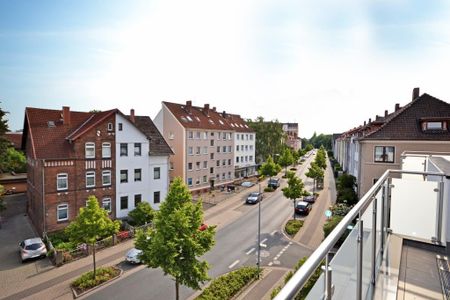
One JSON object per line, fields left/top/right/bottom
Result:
{"left": 1, "top": 0, "right": 450, "bottom": 138}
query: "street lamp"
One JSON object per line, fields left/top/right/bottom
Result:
{"left": 257, "top": 182, "right": 261, "bottom": 278}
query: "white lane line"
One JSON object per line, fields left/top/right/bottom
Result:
{"left": 261, "top": 238, "right": 268, "bottom": 244}
{"left": 228, "top": 260, "right": 240, "bottom": 269}
{"left": 246, "top": 248, "right": 255, "bottom": 255}
{"left": 271, "top": 230, "right": 277, "bottom": 236}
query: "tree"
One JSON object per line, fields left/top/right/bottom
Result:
{"left": 305, "top": 162, "right": 324, "bottom": 194}
{"left": 128, "top": 202, "right": 154, "bottom": 226}
{"left": 304, "top": 144, "right": 314, "bottom": 152}
{"left": 0, "top": 185, "right": 5, "bottom": 229}
{"left": 259, "top": 155, "right": 280, "bottom": 179}
{"left": 247, "top": 117, "right": 286, "bottom": 164}
{"left": 0, "top": 147, "right": 26, "bottom": 173}
{"left": 278, "top": 148, "right": 294, "bottom": 176}
{"left": 0, "top": 106, "right": 10, "bottom": 172}
{"left": 135, "top": 177, "right": 216, "bottom": 300}
{"left": 336, "top": 174, "right": 358, "bottom": 205}
{"left": 282, "top": 172, "right": 307, "bottom": 220}
{"left": 292, "top": 149, "right": 300, "bottom": 166}
{"left": 65, "top": 196, "right": 120, "bottom": 280}
{"left": 315, "top": 147, "right": 327, "bottom": 170}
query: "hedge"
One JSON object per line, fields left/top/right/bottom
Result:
{"left": 196, "top": 266, "right": 261, "bottom": 300}
{"left": 72, "top": 266, "right": 120, "bottom": 294}
{"left": 285, "top": 219, "right": 304, "bottom": 236}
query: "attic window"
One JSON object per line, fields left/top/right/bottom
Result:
{"left": 423, "top": 121, "right": 446, "bottom": 131}
{"left": 219, "top": 120, "right": 224, "bottom": 125}
{"left": 186, "top": 116, "right": 193, "bottom": 122}
{"left": 208, "top": 119, "right": 214, "bottom": 124}
{"left": 230, "top": 124, "right": 234, "bottom": 127}
{"left": 181, "top": 116, "right": 188, "bottom": 122}
{"left": 48, "top": 121, "right": 56, "bottom": 128}
{"left": 195, "top": 116, "right": 200, "bottom": 122}
{"left": 244, "top": 125, "right": 248, "bottom": 128}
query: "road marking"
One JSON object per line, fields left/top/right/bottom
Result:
{"left": 228, "top": 260, "right": 240, "bottom": 269}
{"left": 268, "top": 262, "right": 273, "bottom": 266}
{"left": 261, "top": 238, "right": 268, "bottom": 244}
{"left": 246, "top": 248, "right": 255, "bottom": 255}
{"left": 260, "top": 243, "right": 267, "bottom": 248}
{"left": 271, "top": 230, "right": 277, "bottom": 236}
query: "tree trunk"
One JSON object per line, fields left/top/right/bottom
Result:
{"left": 293, "top": 199, "right": 297, "bottom": 220}
{"left": 313, "top": 178, "right": 316, "bottom": 194}
{"left": 92, "top": 243, "right": 96, "bottom": 280}
{"left": 175, "top": 278, "right": 179, "bottom": 300}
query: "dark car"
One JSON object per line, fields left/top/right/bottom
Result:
{"left": 303, "top": 195, "right": 316, "bottom": 204}
{"left": 268, "top": 178, "right": 280, "bottom": 189}
{"left": 246, "top": 192, "right": 263, "bottom": 204}
{"left": 295, "top": 201, "right": 312, "bottom": 215}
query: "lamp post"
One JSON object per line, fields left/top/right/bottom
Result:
{"left": 257, "top": 182, "right": 261, "bottom": 278}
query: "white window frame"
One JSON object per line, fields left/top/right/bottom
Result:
{"left": 134, "top": 168, "right": 142, "bottom": 182}
{"left": 120, "top": 143, "right": 128, "bottom": 156}
{"left": 57, "top": 204, "right": 69, "bottom": 221}
{"left": 169, "top": 132, "right": 175, "bottom": 140}
{"left": 102, "top": 170, "right": 111, "bottom": 186}
{"left": 134, "top": 143, "right": 142, "bottom": 156}
{"left": 102, "top": 198, "right": 112, "bottom": 212}
{"left": 107, "top": 123, "right": 113, "bottom": 131}
{"left": 203, "top": 146, "right": 208, "bottom": 155}
{"left": 203, "top": 161, "right": 208, "bottom": 169}
{"left": 57, "top": 173, "right": 68, "bottom": 191}
{"left": 188, "top": 131, "right": 193, "bottom": 139}
{"left": 187, "top": 178, "right": 193, "bottom": 186}
{"left": 188, "top": 147, "right": 193, "bottom": 155}
{"left": 102, "top": 142, "right": 111, "bottom": 158}
{"left": 154, "top": 167, "right": 161, "bottom": 179}
{"left": 86, "top": 171, "right": 95, "bottom": 188}
{"left": 188, "top": 162, "right": 193, "bottom": 171}
{"left": 85, "top": 142, "right": 95, "bottom": 159}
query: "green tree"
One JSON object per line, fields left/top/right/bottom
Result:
{"left": 0, "top": 185, "right": 5, "bottom": 229}
{"left": 278, "top": 148, "right": 294, "bottom": 176}
{"left": 135, "top": 178, "right": 216, "bottom": 300}
{"left": 0, "top": 147, "right": 26, "bottom": 173}
{"left": 315, "top": 147, "right": 327, "bottom": 170}
{"left": 304, "top": 144, "right": 314, "bottom": 152}
{"left": 0, "top": 106, "right": 10, "bottom": 172}
{"left": 247, "top": 117, "right": 286, "bottom": 164}
{"left": 282, "top": 172, "right": 307, "bottom": 220}
{"left": 128, "top": 202, "right": 154, "bottom": 226}
{"left": 259, "top": 155, "right": 280, "bottom": 179}
{"left": 292, "top": 149, "right": 300, "bottom": 166}
{"left": 336, "top": 174, "right": 358, "bottom": 205}
{"left": 65, "top": 196, "right": 120, "bottom": 280}
{"left": 305, "top": 162, "right": 324, "bottom": 194}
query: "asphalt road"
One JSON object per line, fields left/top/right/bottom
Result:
{"left": 87, "top": 155, "right": 316, "bottom": 300}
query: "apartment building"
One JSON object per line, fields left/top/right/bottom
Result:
{"left": 23, "top": 106, "right": 171, "bottom": 234}
{"left": 282, "top": 123, "right": 301, "bottom": 151}
{"left": 334, "top": 88, "right": 450, "bottom": 197}
{"left": 154, "top": 101, "right": 254, "bottom": 191}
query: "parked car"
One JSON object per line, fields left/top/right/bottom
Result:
{"left": 246, "top": 192, "right": 263, "bottom": 204}
{"left": 125, "top": 247, "right": 143, "bottom": 264}
{"left": 241, "top": 181, "right": 255, "bottom": 187}
{"left": 295, "top": 201, "right": 312, "bottom": 215}
{"left": 268, "top": 178, "right": 280, "bottom": 189}
{"left": 199, "top": 223, "right": 208, "bottom": 231}
{"left": 19, "top": 238, "right": 47, "bottom": 262}
{"left": 303, "top": 195, "right": 316, "bottom": 204}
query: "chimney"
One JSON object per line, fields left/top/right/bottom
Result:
{"left": 395, "top": 103, "right": 400, "bottom": 111}
{"left": 212, "top": 107, "right": 216, "bottom": 112}
{"left": 130, "top": 109, "right": 135, "bottom": 123}
{"left": 412, "top": 87, "right": 420, "bottom": 100}
{"left": 186, "top": 100, "right": 192, "bottom": 112}
{"left": 363, "top": 121, "right": 366, "bottom": 126}
{"left": 384, "top": 110, "right": 388, "bottom": 117}
{"left": 203, "top": 104, "right": 210, "bottom": 116}
{"left": 222, "top": 111, "right": 227, "bottom": 118}
{"left": 368, "top": 118, "right": 372, "bottom": 124}
{"left": 63, "top": 106, "right": 71, "bottom": 125}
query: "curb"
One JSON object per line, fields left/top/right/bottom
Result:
{"left": 71, "top": 267, "right": 123, "bottom": 298}
{"left": 280, "top": 217, "right": 314, "bottom": 251}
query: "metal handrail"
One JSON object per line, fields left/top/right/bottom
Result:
{"left": 274, "top": 169, "right": 446, "bottom": 300}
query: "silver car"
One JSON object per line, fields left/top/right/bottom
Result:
{"left": 19, "top": 238, "right": 47, "bottom": 262}
{"left": 125, "top": 248, "right": 143, "bottom": 264}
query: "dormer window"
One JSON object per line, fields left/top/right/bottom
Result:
{"left": 424, "top": 121, "right": 445, "bottom": 130}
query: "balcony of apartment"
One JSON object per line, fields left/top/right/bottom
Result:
{"left": 275, "top": 167, "right": 449, "bottom": 300}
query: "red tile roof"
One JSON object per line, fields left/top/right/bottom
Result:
{"left": 4, "top": 132, "right": 23, "bottom": 150}
{"left": 163, "top": 101, "right": 254, "bottom": 132}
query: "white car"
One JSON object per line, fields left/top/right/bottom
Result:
{"left": 125, "top": 248, "right": 143, "bottom": 264}
{"left": 241, "top": 181, "right": 255, "bottom": 187}
{"left": 19, "top": 238, "right": 47, "bottom": 262}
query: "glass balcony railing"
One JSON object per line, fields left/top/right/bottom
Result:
{"left": 274, "top": 169, "right": 446, "bottom": 300}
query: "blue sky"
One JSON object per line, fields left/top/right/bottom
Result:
{"left": 1, "top": 0, "right": 450, "bottom": 137}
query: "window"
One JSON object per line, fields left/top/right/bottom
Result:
{"left": 228, "top": 159, "right": 231, "bottom": 165}
{"left": 120, "top": 143, "right": 128, "bottom": 156}
{"left": 210, "top": 167, "right": 214, "bottom": 174}
{"left": 188, "top": 162, "right": 193, "bottom": 170}
{"left": 188, "top": 131, "right": 193, "bottom": 139}
{"left": 134, "top": 143, "right": 142, "bottom": 156}
{"left": 217, "top": 132, "right": 221, "bottom": 140}
{"left": 196, "top": 146, "right": 201, "bottom": 155}
{"left": 57, "top": 204, "right": 68, "bottom": 221}
{"left": 102, "top": 198, "right": 111, "bottom": 212}
{"left": 250, "top": 145, "right": 254, "bottom": 151}
{"left": 210, "top": 140, "right": 214, "bottom": 146}
{"left": 374, "top": 146, "right": 395, "bottom": 163}
{"left": 250, "top": 134, "right": 254, "bottom": 140}
{"left": 154, "top": 191, "right": 160, "bottom": 204}
{"left": 120, "top": 170, "right": 128, "bottom": 183}
{"left": 228, "top": 172, "right": 231, "bottom": 179}
{"left": 196, "top": 131, "right": 201, "bottom": 139}
{"left": 154, "top": 167, "right": 160, "bottom": 179}
{"left": 229, "top": 133, "right": 232, "bottom": 140}
{"left": 222, "top": 173, "right": 226, "bottom": 180}
{"left": 134, "top": 194, "right": 142, "bottom": 206}
{"left": 187, "top": 178, "right": 193, "bottom": 186}
{"left": 102, "top": 170, "right": 111, "bottom": 186}
{"left": 203, "top": 175, "right": 208, "bottom": 183}
{"left": 425, "top": 121, "right": 445, "bottom": 130}
{"left": 241, "top": 134, "right": 244, "bottom": 140}
{"left": 203, "top": 146, "right": 208, "bottom": 154}
{"left": 188, "top": 147, "right": 193, "bottom": 155}
{"left": 169, "top": 132, "right": 174, "bottom": 139}
{"left": 196, "top": 177, "right": 200, "bottom": 185}
{"left": 236, "top": 157, "right": 239, "bottom": 163}
{"left": 57, "top": 173, "right": 68, "bottom": 191}
{"left": 217, "top": 146, "right": 220, "bottom": 153}
{"left": 222, "top": 146, "right": 226, "bottom": 153}
{"left": 228, "top": 146, "right": 232, "bottom": 152}
{"left": 236, "top": 145, "right": 239, "bottom": 151}
{"left": 223, "top": 133, "right": 226, "bottom": 140}
{"left": 246, "top": 134, "right": 248, "bottom": 140}
{"left": 170, "top": 162, "right": 174, "bottom": 170}
{"left": 245, "top": 156, "right": 248, "bottom": 162}
{"left": 216, "top": 160, "right": 220, "bottom": 167}
{"left": 196, "top": 162, "right": 201, "bottom": 170}
{"left": 210, "top": 153, "right": 214, "bottom": 159}
{"left": 203, "top": 161, "right": 207, "bottom": 169}
{"left": 249, "top": 155, "right": 253, "bottom": 162}
{"left": 118, "top": 123, "right": 123, "bottom": 131}
{"left": 86, "top": 171, "right": 95, "bottom": 188}
{"left": 203, "top": 132, "right": 208, "bottom": 139}
{"left": 102, "top": 143, "right": 111, "bottom": 158}
{"left": 120, "top": 196, "right": 128, "bottom": 210}
{"left": 222, "top": 159, "right": 226, "bottom": 166}
{"left": 85, "top": 142, "right": 95, "bottom": 158}
{"left": 211, "top": 132, "right": 214, "bottom": 136}
{"left": 245, "top": 145, "right": 248, "bottom": 151}
{"left": 107, "top": 123, "right": 113, "bottom": 131}
{"left": 134, "top": 169, "right": 142, "bottom": 181}
{"left": 237, "top": 134, "right": 240, "bottom": 140}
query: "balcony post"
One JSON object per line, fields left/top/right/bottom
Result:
{"left": 380, "top": 183, "right": 386, "bottom": 255}
{"left": 436, "top": 180, "right": 444, "bottom": 244}
{"left": 357, "top": 216, "right": 363, "bottom": 300}
{"left": 323, "top": 252, "right": 333, "bottom": 300}
{"left": 371, "top": 197, "right": 377, "bottom": 285}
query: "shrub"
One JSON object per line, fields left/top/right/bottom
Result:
{"left": 289, "top": 167, "right": 297, "bottom": 171}
{"left": 128, "top": 202, "right": 154, "bottom": 226}
{"left": 331, "top": 203, "right": 353, "bottom": 217}
{"left": 285, "top": 219, "right": 304, "bottom": 236}
{"left": 72, "top": 266, "right": 120, "bottom": 293}
{"left": 271, "top": 286, "right": 282, "bottom": 299}
{"left": 196, "top": 266, "right": 261, "bottom": 300}
{"left": 264, "top": 187, "right": 274, "bottom": 192}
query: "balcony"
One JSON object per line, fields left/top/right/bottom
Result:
{"left": 275, "top": 165, "right": 449, "bottom": 300}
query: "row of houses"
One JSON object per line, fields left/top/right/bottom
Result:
{"left": 333, "top": 88, "right": 450, "bottom": 197}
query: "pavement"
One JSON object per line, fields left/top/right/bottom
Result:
{"left": 0, "top": 153, "right": 336, "bottom": 300}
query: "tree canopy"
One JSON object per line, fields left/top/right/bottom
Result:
{"left": 136, "top": 177, "right": 215, "bottom": 300}
{"left": 259, "top": 155, "right": 281, "bottom": 178}
{"left": 247, "top": 117, "right": 286, "bottom": 164}
{"left": 305, "top": 162, "right": 324, "bottom": 193}
{"left": 302, "top": 132, "right": 332, "bottom": 150}
{"left": 278, "top": 148, "right": 294, "bottom": 175}
{"left": 282, "top": 172, "right": 307, "bottom": 219}
{"left": 128, "top": 202, "right": 154, "bottom": 226}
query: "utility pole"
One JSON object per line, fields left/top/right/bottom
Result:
{"left": 257, "top": 183, "right": 261, "bottom": 278}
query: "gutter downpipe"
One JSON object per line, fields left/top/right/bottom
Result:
{"left": 42, "top": 159, "right": 46, "bottom": 235}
